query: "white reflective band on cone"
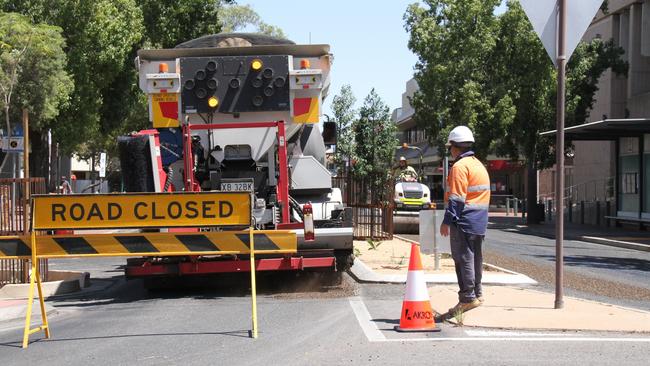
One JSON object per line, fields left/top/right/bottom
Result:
{"left": 404, "top": 270, "right": 430, "bottom": 302}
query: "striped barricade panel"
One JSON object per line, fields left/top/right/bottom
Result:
{"left": 0, "top": 231, "right": 296, "bottom": 259}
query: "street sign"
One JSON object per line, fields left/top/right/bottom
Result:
{"left": 520, "top": 0, "right": 604, "bottom": 66}
{"left": 2, "top": 136, "right": 24, "bottom": 152}
{"left": 99, "top": 152, "right": 107, "bottom": 178}
{"left": 32, "top": 192, "right": 252, "bottom": 230}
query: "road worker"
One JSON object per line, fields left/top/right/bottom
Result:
{"left": 440, "top": 126, "right": 491, "bottom": 314}
{"left": 396, "top": 156, "right": 418, "bottom": 182}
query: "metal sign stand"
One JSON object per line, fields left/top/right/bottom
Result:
{"left": 22, "top": 208, "right": 50, "bottom": 349}
{"left": 249, "top": 224, "right": 258, "bottom": 339}
{"left": 9, "top": 191, "right": 275, "bottom": 348}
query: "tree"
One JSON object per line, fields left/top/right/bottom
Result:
{"left": 330, "top": 84, "right": 356, "bottom": 170}
{"left": 0, "top": 12, "right": 72, "bottom": 174}
{"left": 351, "top": 89, "right": 398, "bottom": 202}
{"left": 219, "top": 4, "right": 287, "bottom": 39}
{"left": 404, "top": 0, "right": 509, "bottom": 159}
{"left": 1, "top": 0, "right": 145, "bottom": 175}
{"left": 139, "top": 0, "right": 234, "bottom": 49}
{"left": 405, "top": 0, "right": 626, "bottom": 222}
{"left": 490, "top": 1, "right": 626, "bottom": 222}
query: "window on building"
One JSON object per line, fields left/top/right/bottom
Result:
{"left": 641, "top": 134, "right": 650, "bottom": 214}
{"left": 405, "top": 127, "right": 427, "bottom": 144}
{"left": 618, "top": 137, "right": 640, "bottom": 216}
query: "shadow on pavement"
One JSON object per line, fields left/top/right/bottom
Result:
{"left": 0, "top": 330, "right": 251, "bottom": 348}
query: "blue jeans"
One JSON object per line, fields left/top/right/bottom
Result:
{"left": 450, "top": 224, "right": 484, "bottom": 303}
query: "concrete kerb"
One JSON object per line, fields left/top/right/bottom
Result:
{"left": 349, "top": 254, "right": 537, "bottom": 285}
{"left": 493, "top": 224, "right": 650, "bottom": 253}
{"left": 0, "top": 270, "right": 89, "bottom": 299}
{"left": 580, "top": 236, "right": 650, "bottom": 252}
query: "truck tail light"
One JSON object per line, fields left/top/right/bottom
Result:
{"left": 303, "top": 202, "right": 315, "bottom": 241}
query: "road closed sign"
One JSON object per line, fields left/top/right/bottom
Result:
{"left": 32, "top": 192, "right": 252, "bottom": 230}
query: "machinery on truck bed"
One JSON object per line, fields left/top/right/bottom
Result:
{"left": 118, "top": 33, "right": 354, "bottom": 278}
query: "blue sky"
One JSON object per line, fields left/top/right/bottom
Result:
{"left": 244, "top": 1, "right": 507, "bottom": 116}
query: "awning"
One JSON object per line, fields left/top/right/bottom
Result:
{"left": 540, "top": 119, "right": 650, "bottom": 140}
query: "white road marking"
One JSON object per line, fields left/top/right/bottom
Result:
{"left": 380, "top": 337, "right": 650, "bottom": 343}
{"left": 464, "top": 329, "right": 567, "bottom": 337}
{"left": 349, "top": 297, "right": 650, "bottom": 343}
{"left": 348, "top": 297, "right": 385, "bottom": 342}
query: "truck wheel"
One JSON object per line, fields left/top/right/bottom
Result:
{"left": 335, "top": 250, "right": 354, "bottom": 272}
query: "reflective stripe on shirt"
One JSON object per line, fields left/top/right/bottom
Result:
{"left": 468, "top": 184, "right": 490, "bottom": 192}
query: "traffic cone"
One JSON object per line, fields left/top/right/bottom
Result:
{"left": 394, "top": 243, "right": 440, "bottom": 332}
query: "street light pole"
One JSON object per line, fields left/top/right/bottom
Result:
{"left": 554, "top": 0, "right": 566, "bottom": 310}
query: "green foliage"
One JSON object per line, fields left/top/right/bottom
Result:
{"left": 489, "top": 1, "right": 627, "bottom": 169}
{"left": 405, "top": 0, "right": 627, "bottom": 169}
{"left": 330, "top": 84, "right": 357, "bottom": 168}
{"left": 404, "top": 0, "right": 505, "bottom": 159}
{"left": 366, "top": 238, "right": 382, "bottom": 251}
{"left": 1, "top": 0, "right": 234, "bottom": 163}
{"left": 352, "top": 89, "right": 397, "bottom": 177}
{"left": 220, "top": 4, "right": 287, "bottom": 39}
{"left": 1, "top": 0, "right": 145, "bottom": 157}
{"left": 0, "top": 11, "right": 72, "bottom": 140}
{"left": 140, "top": 0, "right": 233, "bottom": 49}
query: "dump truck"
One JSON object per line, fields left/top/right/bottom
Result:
{"left": 118, "top": 33, "right": 354, "bottom": 279}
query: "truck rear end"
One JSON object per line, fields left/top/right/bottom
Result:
{"left": 119, "top": 33, "right": 354, "bottom": 279}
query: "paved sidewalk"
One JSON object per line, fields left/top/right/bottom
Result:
{"left": 351, "top": 237, "right": 537, "bottom": 285}
{"left": 0, "top": 277, "right": 117, "bottom": 326}
{"left": 489, "top": 214, "right": 650, "bottom": 252}
{"left": 354, "top": 236, "right": 650, "bottom": 333}
{"left": 430, "top": 285, "right": 650, "bottom": 332}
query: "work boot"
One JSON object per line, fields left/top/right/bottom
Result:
{"left": 448, "top": 299, "right": 481, "bottom": 314}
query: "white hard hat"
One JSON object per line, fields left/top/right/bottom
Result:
{"left": 399, "top": 156, "right": 406, "bottom": 161}
{"left": 446, "top": 126, "right": 475, "bottom": 146}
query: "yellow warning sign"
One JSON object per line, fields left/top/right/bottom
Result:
{"left": 32, "top": 192, "right": 251, "bottom": 230}
{"left": 151, "top": 93, "right": 179, "bottom": 128}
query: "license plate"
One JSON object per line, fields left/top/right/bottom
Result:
{"left": 220, "top": 181, "right": 253, "bottom": 192}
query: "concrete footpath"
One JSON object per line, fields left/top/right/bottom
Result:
{"left": 352, "top": 237, "right": 650, "bottom": 333}
{"left": 0, "top": 278, "right": 116, "bottom": 327}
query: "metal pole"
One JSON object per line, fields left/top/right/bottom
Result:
{"left": 554, "top": 0, "right": 566, "bottom": 310}
{"left": 433, "top": 211, "right": 439, "bottom": 270}
{"left": 22, "top": 109, "right": 29, "bottom": 236}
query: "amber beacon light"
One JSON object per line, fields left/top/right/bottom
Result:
{"left": 208, "top": 96, "right": 219, "bottom": 108}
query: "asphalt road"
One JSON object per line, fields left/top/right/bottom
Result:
{"left": 1, "top": 258, "right": 650, "bottom": 365}
{"left": 402, "top": 227, "right": 650, "bottom": 311}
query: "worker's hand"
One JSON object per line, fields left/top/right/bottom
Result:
{"left": 440, "top": 223, "right": 450, "bottom": 237}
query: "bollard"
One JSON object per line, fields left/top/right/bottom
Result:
{"left": 596, "top": 200, "right": 600, "bottom": 226}
{"left": 580, "top": 200, "right": 585, "bottom": 225}
{"left": 568, "top": 199, "right": 572, "bottom": 222}
{"left": 506, "top": 198, "right": 511, "bottom": 216}
{"left": 514, "top": 198, "right": 519, "bottom": 216}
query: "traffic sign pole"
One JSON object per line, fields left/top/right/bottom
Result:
{"left": 554, "top": 0, "right": 566, "bottom": 310}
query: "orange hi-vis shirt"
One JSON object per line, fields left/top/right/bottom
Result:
{"left": 443, "top": 151, "right": 491, "bottom": 235}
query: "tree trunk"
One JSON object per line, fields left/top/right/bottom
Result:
{"left": 29, "top": 129, "right": 49, "bottom": 180}
{"left": 526, "top": 160, "right": 540, "bottom": 224}
{"left": 49, "top": 142, "right": 59, "bottom": 193}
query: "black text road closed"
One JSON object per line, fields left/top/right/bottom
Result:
{"left": 32, "top": 192, "right": 252, "bottom": 230}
